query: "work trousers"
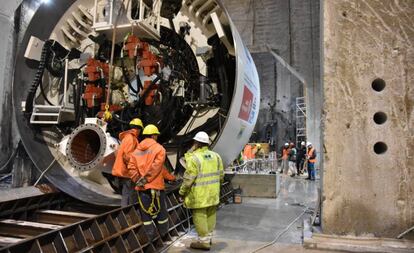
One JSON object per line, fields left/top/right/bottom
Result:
{"left": 119, "top": 178, "right": 138, "bottom": 207}
{"left": 192, "top": 206, "right": 217, "bottom": 243}
{"left": 281, "top": 159, "right": 289, "bottom": 174}
{"left": 296, "top": 159, "right": 305, "bottom": 174}
{"left": 308, "top": 162, "right": 315, "bottom": 180}
{"left": 138, "top": 190, "right": 169, "bottom": 239}
{"left": 288, "top": 161, "right": 297, "bottom": 175}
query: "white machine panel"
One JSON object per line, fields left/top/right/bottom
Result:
{"left": 213, "top": 19, "right": 260, "bottom": 166}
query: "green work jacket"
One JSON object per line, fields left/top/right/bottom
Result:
{"left": 179, "top": 147, "right": 224, "bottom": 209}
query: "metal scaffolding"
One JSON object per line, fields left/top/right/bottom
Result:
{"left": 296, "top": 97, "right": 306, "bottom": 145}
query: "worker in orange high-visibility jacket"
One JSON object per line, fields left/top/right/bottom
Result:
{"left": 112, "top": 118, "right": 143, "bottom": 207}
{"left": 306, "top": 142, "right": 317, "bottom": 180}
{"left": 127, "top": 124, "right": 175, "bottom": 239}
{"left": 280, "top": 143, "right": 290, "bottom": 174}
{"left": 242, "top": 144, "right": 253, "bottom": 161}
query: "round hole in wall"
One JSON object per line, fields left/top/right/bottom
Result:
{"left": 371, "top": 78, "right": 386, "bottom": 92}
{"left": 373, "top": 142, "right": 387, "bottom": 155}
{"left": 373, "top": 112, "right": 387, "bottom": 125}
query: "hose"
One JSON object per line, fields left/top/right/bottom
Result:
{"left": 397, "top": 225, "right": 414, "bottom": 239}
{"left": 136, "top": 75, "right": 161, "bottom": 108}
{"left": 250, "top": 207, "right": 309, "bottom": 253}
{"left": 112, "top": 112, "right": 129, "bottom": 124}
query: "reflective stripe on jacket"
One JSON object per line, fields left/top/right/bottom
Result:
{"left": 179, "top": 146, "right": 224, "bottom": 209}
{"left": 112, "top": 129, "right": 139, "bottom": 178}
{"left": 127, "top": 138, "right": 166, "bottom": 190}
{"left": 307, "top": 148, "right": 316, "bottom": 163}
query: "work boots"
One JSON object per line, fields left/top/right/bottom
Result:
{"left": 190, "top": 235, "right": 212, "bottom": 251}
{"left": 190, "top": 241, "right": 211, "bottom": 251}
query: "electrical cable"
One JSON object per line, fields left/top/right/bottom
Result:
{"left": 39, "top": 80, "right": 55, "bottom": 106}
{"left": 136, "top": 75, "right": 161, "bottom": 108}
{"left": 249, "top": 207, "right": 309, "bottom": 253}
{"left": 134, "top": 56, "right": 144, "bottom": 91}
{"left": 112, "top": 112, "right": 130, "bottom": 124}
{"left": 397, "top": 225, "right": 414, "bottom": 239}
{"left": 34, "top": 158, "right": 57, "bottom": 186}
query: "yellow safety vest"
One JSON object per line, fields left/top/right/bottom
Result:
{"left": 180, "top": 147, "right": 223, "bottom": 209}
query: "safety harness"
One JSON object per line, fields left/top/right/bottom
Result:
{"left": 138, "top": 189, "right": 161, "bottom": 217}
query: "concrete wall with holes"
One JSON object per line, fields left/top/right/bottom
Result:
{"left": 222, "top": 0, "right": 321, "bottom": 153}
{"left": 322, "top": 0, "right": 414, "bottom": 236}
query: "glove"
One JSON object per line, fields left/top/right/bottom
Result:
{"left": 135, "top": 177, "right": 148, "bottom": 187}
{"left": 178, "top": 195, "right": 184, "bottom": 203}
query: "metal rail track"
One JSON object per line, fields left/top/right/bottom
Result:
{"left": 0, "top": 182, "right": 234, "bottom": 253}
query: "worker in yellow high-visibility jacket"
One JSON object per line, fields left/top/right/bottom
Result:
{"left": 179, "top": 131, "right": 224, "bottom": 250}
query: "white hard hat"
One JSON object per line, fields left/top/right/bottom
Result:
{"left": 193, "top": 131, "right": 210, "bottom": 144}
{"left": 307, "top": 142, "right": 312, "bottom": 147}
{"left": 284, "top": 142, "right": 289, "bottom": 146}
{"left": 301, "top": 141, "right": 305, "bottom": 146}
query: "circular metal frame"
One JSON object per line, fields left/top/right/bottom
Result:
{"left": 66, "top": 124, "right": 107, "bottom": 171}
{"left": 12, "top": 0, "right": 260, "bottom": 206}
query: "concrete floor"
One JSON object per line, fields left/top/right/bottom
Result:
{"left": 165, "top": 175, "right": 344, "bottom": 253}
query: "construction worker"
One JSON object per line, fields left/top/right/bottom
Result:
{"left": 242, "top": 143, "right": 254, "bottom": 161}
{"left": 127, "top": 124, "right": 175, "bottom": 239}
{"left": 112, "top": 118, "right": 143, "bottom": 207}
{"left": 306, "top": 142, "right": 317, "bottom": 180}
{"left": 296, "top": 141, "right": 307, "bottom": 175}
{"left": 288, "top": 142, "right": 297, "bottom": 176}
{"left": 280, "top": 143, "right": 290, "bottom": 174}
{"left": 179, "top": 131, "right": 224, "bottom": 250}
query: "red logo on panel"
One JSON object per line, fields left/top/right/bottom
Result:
{"left": 238, "top": 86, "right": 253, "bottom": 122}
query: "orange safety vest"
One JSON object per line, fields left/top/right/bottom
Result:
{"left": 282, "top": 148, "right": 289, "bottom": 160}
{"left": 307, "top": 148, "right": 316, "bottom": 163}
{"left": 243, "top": 145, "right": 254, "bottom": 160}
{"left": 112, "top": 129, "right": 139, "bottom": 178}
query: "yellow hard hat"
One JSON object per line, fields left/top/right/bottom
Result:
{"left": 129, "top": 118, "right": 143, "bottom": 128}
{"left": 143, "top": 124, "right": 160, "bottom": 135}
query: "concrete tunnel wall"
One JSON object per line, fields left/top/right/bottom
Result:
{"left": 322, "top": 0, "right": 414, "bottom": 236}
{"left": 0, "top": 0, "right": 23, "bottom": 169}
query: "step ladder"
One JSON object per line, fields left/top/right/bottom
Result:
{"left": 30, "top": 105, "right": 62, "bottom": 124}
